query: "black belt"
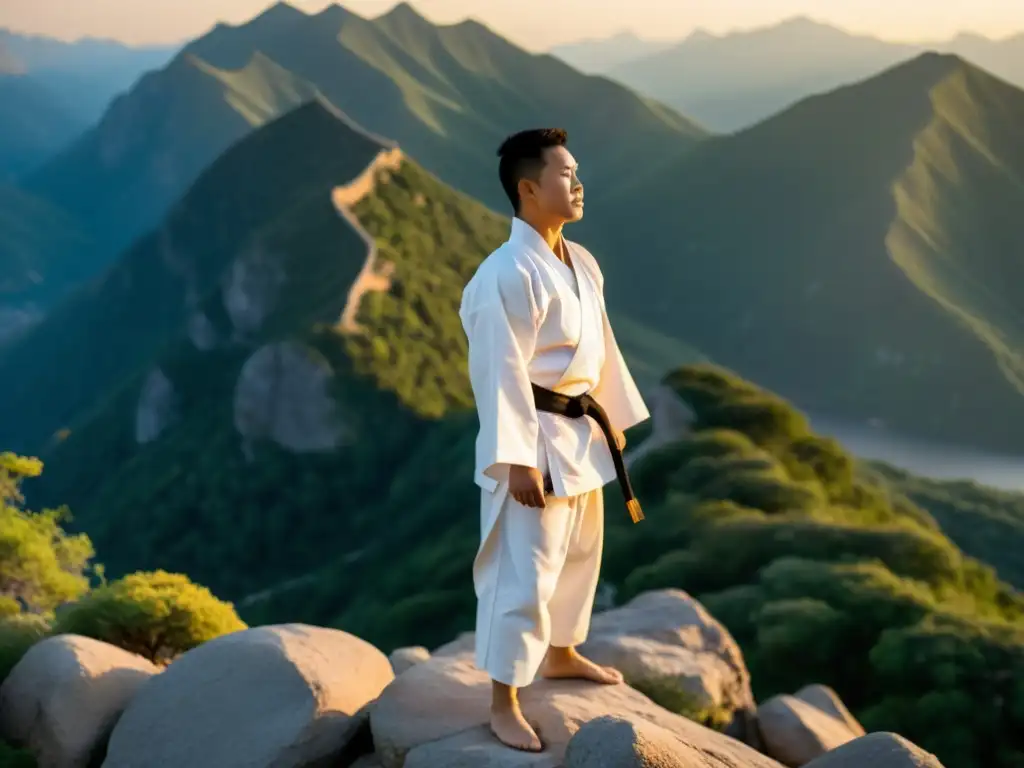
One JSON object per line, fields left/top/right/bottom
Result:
{"left": 531, "top": 383, "right": 644, "bottom": 524}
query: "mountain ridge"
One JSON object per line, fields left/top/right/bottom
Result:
{"left": 592, "top": 51, "right": 1024, "bottom": 454}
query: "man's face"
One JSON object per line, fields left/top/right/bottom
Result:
{"left": 519, "top": 145, "right": 584, "bottom": 223}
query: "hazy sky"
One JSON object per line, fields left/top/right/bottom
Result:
{"left": 2, "top": 0, "right": 1022, "bottom": 51}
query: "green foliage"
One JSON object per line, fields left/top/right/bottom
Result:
{"left": 612, "top": 363, "right": 1024, "bottom": 768}
{"left": 0, "top": 740, "right": 36, "bottom": 768}
{"left": 0, "top": 452, "right": 94, "bottom": 614}
{"left": 628, "top": 676, "right": 732, "bottom": 730}
{"left": 54, "top": 570, "right": 246, "bottom": 664}
{"left": 0, "top": 612, "right": 50, "bottom": 687}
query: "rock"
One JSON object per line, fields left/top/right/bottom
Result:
{"left": 221, "top": 241, "right": 286, "bottom": 337}
{"left": 577, "top": 590, "right": 755, "bottom": 720}
{"left": 350, "top": 756, "right": 385, "bottom": 768}
{"left": 757, "top": 692, "right": 862, "bottom": 767}
{"left": 431, "top": 589, "right": 753, "bottom": 728}
{"left": 802, "top": 732, "right": 944, "bottom": 768}
{"left": 233, "top": 341, "right": 349, "bottom": 452}
{"left": 103, "top": 624, "right": 393, "bottom": 768}
{"left": 563, "top": 715, "right": 696, "bottom": 767}
{"left": 135, "top": 367, "right": 179, "bottom": 444}
{"left": 368, "top": 649, "right": 784, "bottom": 768}
{"left": 389, "top": 646, "right": 430, "bottom": 676}
{"left": 0, "top": 634, "right": 159, "bottom": 768}
{"left": 792, "top": 685, "right": 864, "bottom": 738}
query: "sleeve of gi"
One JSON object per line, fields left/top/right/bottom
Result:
{"left": 460, "top": 258, "right": 547, "bottom": 486}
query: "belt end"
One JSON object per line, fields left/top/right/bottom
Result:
{"left": 627, "top": 498, "right": 644, "bottom": 523}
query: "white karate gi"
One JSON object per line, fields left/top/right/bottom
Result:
{"left": 458, "top": 216, "right": 650, "bottom": 687}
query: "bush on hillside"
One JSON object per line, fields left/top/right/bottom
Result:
{"left": 0, "top": 453, "right": 95, "bottom": 614}
{"left": 54, "top": 570, "right": 247, "bottom": 664}
{"left": 616, "top": 364, "right": 1024, "bottom": 768}
{"left": 0, "top": 613, "right": 51, "bottom": 686}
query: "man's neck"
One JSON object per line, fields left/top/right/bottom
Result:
{"left": 518, "top": 214, "right": 564, "bottom": 255}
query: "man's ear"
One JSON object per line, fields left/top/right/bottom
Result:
{"left": 517, "top": 176, "right": 537, "bottom": 205}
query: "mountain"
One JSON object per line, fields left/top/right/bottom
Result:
{"left": 599, "top": 17, "right": 1024, "bottom": 132}
{"left": 22, "top": 1, "right": 706, "bottom": 280}
{"left": 549, "top": 31, "right": 675, "bottom": 74}
{"left": 0, "top": 74, "right": 86, "bottom": 179}
{"left": 0, "top": 29, "right": 176, "bottom": 123}
{"left": 590, "top": 53, "right": 1024, "bottom": 455}
{"left": 608, "top": 17, "right": 919, "bottom": 131}
{"left": 0, "top": 184, "right": 95, "bottom": 344}
{"left": 21, "top": 50, "right": 320, "bottom": 260}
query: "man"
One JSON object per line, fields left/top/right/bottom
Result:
{"left": 458, "top": 128, "right": 651, "bottom": 751}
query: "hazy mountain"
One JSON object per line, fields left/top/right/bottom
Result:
{"left": 592, "top": 52, "right": 1024, "bottom": 454}
{"left": 22, "top": 50, "right": 320, "bottom": 261}
{"left": 0, "top": 74, "right": 86, "bottom": 179}
{"left": 588, "top": 17, "right": 1024, "bottom": 132}
{"left": 549, "top": 31, "right": 675, "bottom": 74}
{"left": 0, "top": 28, "right": 176, "bottom": 123}
{"left": 0, "top": 183, "right": 94, "bottom": 343}
{"left": 21, "top": 1, "right": 705, "bottom": 280}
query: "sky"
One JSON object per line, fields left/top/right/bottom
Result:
{"left": 2, "top": 0, "right": 1023, "bottom": 51}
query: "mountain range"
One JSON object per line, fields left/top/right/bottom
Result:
{"left": 14, "top": 1, "right": 704, "bottom": 295}
{"left": 592, "top": 51, "right": 1024, "bottom": 454}
{"left": 553, "top": 17, "right": 1024, "bottom": 132}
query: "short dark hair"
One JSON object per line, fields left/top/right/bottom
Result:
{"left": 497, "top": 128, "right": 568, "bottom": 214}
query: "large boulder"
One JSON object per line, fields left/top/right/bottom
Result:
{"left": 579, "top": 590, "right": 754, "bottom": 720}
{"left": 0, "top": 634, "right": 159, "bottom": 768}
{"left": 756, "top": 686, "right": 865, "bottom": 767}
{"left": 369, "top": 649, "right": 784, "bottom": 768}
{"left": 389, "top": 646, "right": 430, "bottom": 676}
{"left": 432, "top": 589, "right": 754, "bottom": 728}
{"left": 102, "top": 624, "right": 393, "bottom": 768}
{"left": 563, "top": 715, "right": 702, "bottom": 767}
{"left": 802, "top": 732, "right": 944, "bottom": 768}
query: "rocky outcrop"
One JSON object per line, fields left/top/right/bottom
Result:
{"left": 0, "top": 634, "right": 159, "bottom": 768}
{"left": 802, "top": 732, "right": 944, "bottom": 768}
{"left": 757, "top": 685, "right": 866, "bottom": 767}
{"left": 331, "top": 147, "right": 403, "bottom": 334}
{"left": 233, "top": 340, "right": 349, "bottom": 453}
{"left": 102, "top": 624, "right": 393, "bottom": 768}
{"left": 368, "top": 649, "right": 784, "bottom": 768}
{"left": 389, "top": 646, "right": 430, "bottom": 676}
{"left": 186, "top": 308, "right": 218, "bottom": 350}
{"left": 578, "top": 589, "right": 755, "bottom": 721}
{"left": 221, "top": 240, "right": 287, "bottom": 339}
{"left": 135, "top": 367, "right": 179, "bottom": 444}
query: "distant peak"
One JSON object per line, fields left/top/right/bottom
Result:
{"left": 256, "top": 1, "right": 305, "bottom": 21}
{"left": 314, "top": 4, "right": 351, "bottom": 23}
{"left": 379, "top": 1, "right": 429, "bottom": 23}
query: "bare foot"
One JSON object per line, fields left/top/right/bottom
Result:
{"left": 490, "top": 704, "right": 543, "bottom": 752}
{"left": 541, "top": 647, "right": 624, "bottom": 685}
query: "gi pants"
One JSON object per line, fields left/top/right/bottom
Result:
{"left": 472, "top": 479, "right": 604, "bottom": 688}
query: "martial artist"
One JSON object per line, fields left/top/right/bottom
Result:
{"left": 458, "top": 128, "right": 651, "bottom": 751}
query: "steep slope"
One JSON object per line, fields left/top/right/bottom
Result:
{"left": 593, "top": 53, "right": 1024, "bottom": 454}
{"left": 0, "top": 74, "right": 85, "bottom": 179}
{"left": 607, "top": 17, "right": 1024, "bottom": 132}
{"left": 0, "top": 99, "right": 384, "bottom": 455}
{"left": 21, "top": 50, "right": 319, "bottom": 260}
{"left": 17, "top": 98, "right": 692, "bottom": 607}
{"left": 23, "top": 1, "right": 706, "bottom": 278}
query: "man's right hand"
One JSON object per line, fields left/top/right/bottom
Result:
{"left": 509, "top": 464, "right": 546, "bottom": 508}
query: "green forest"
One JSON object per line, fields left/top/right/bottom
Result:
{"left": 7, "top": 363, "right": 1022, "bottom": 768}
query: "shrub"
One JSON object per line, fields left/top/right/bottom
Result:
{"left": 0, "top": 613, "right": 50, "bottom": 686}
{"left": 54, "top": 570, "right": 246, "bottom": 664}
